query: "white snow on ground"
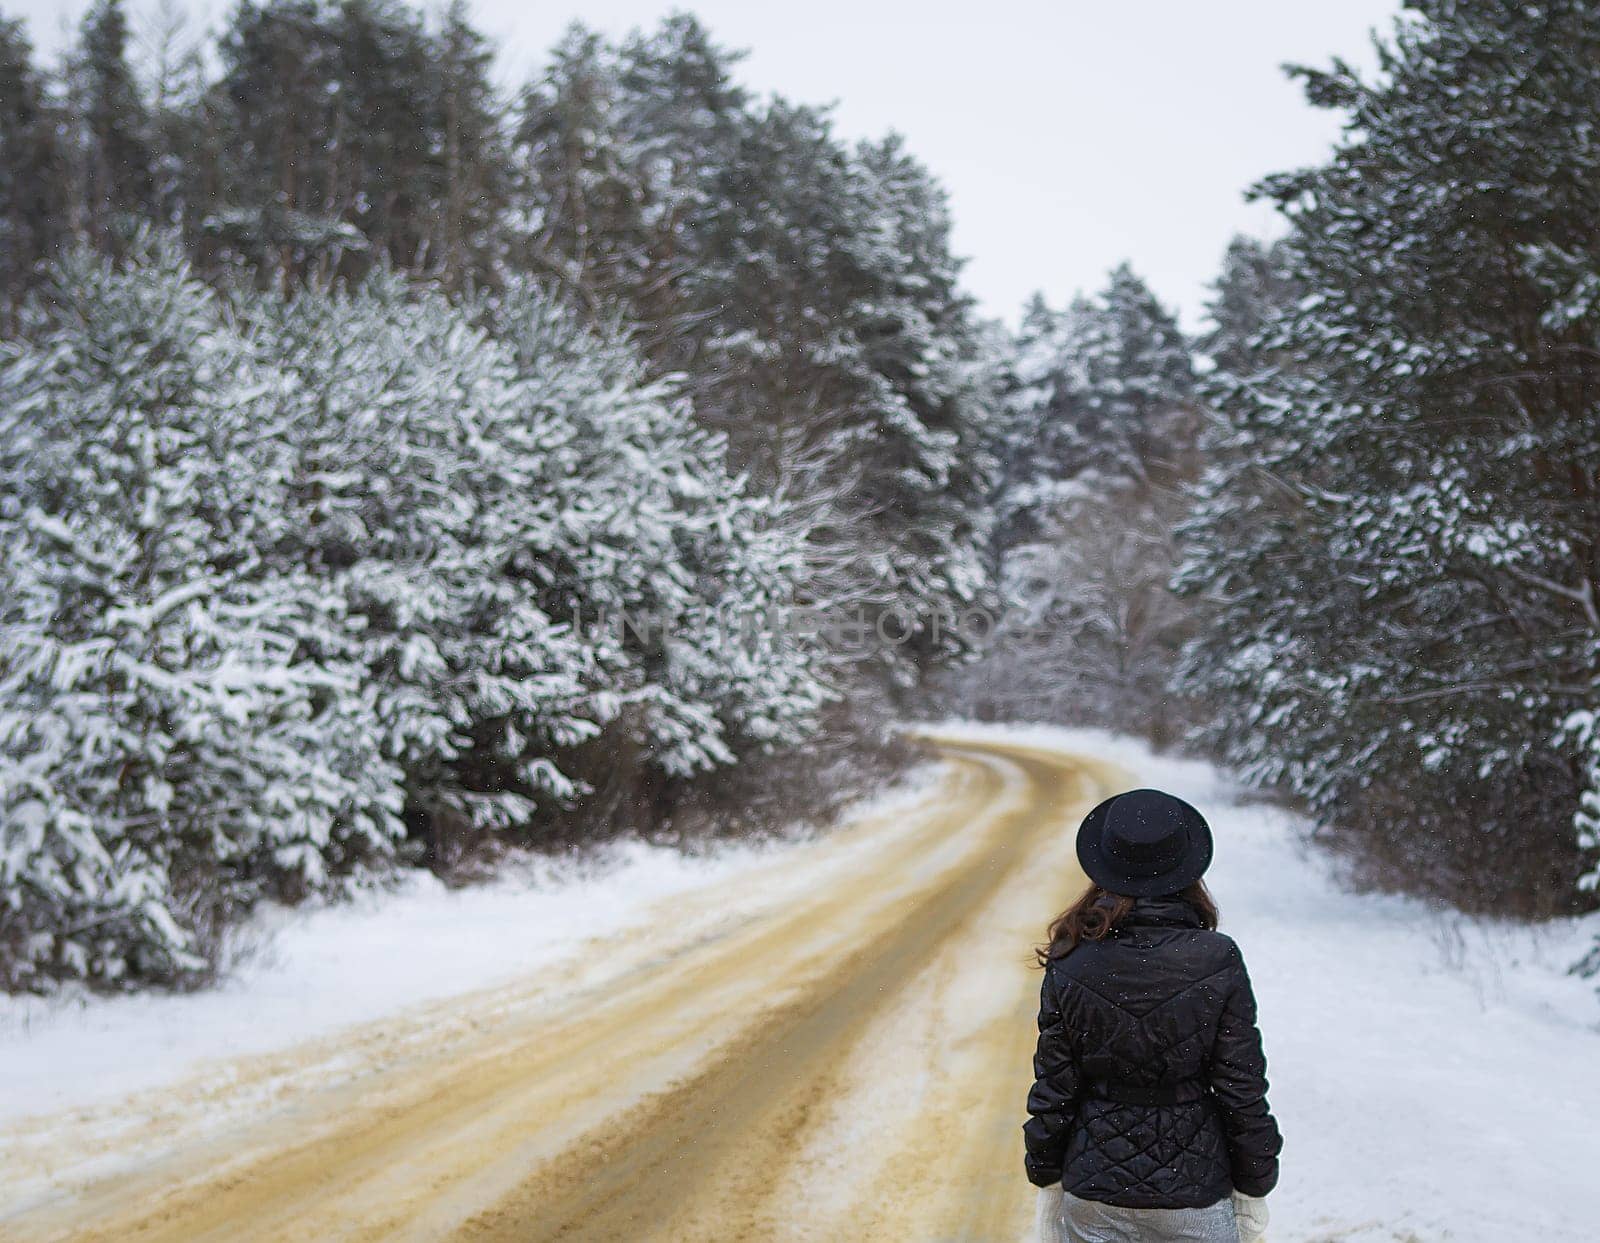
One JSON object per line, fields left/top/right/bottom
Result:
{"left": 5, "top": 725, "right": 1598, "bottom": 1242}
{"left": 932, "top": 721, "right": 1600, "bottom": 1243}
{"left": 0, "top": 764, "right": 943, "bottom": 1126}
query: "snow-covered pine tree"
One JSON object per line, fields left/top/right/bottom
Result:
{"left": 961, "top": 268, "right": 1201, "bottom": 737}
{"left": 0, "top": 17, "right": 67, "bottom": 310}
{"left": 1195, "top": 235, "right": 1298, "bottom": 378}
{"left": 209, "top": 0, "right": 440, "bottom": 286}
{"left": 1173, "top": 235, "right": 1306, "bottom": 769}
{"left": 511, "top": 15, "right": 748, "bottom": 359}
{"left": 1010, "top": 293, "right": 1077, "bottom": 419}
{"left": 488, "top": 282, "right": 829, "bottom": 783}
{"left": 238, "top": 272, "right": 599, "bottom": 860}
{"left": 241, "top": 271, "right": 827, "bottom": 859}
{"left": 990, "top": 292, "right": 1093, "bottom": 554}
{"left": 322, "top": 0, "right": 435, "bottom": 268}
{"left": 511, "top": 25, "right": 647, "bottom": 312}
{"left": 0, "top": 241, "right": 403, "bottom": 990}
{"left": 1074, "top": 264, "right": 1201, "bottom": 482}
{"left": 1176, "top": 0, "right": 1600, "bottom": 915}
{"left": 994, "top": 267, "right": 1198, "bottom": 555}
{"left": 838, "top": 133, "right": 997, "bottom": 671}
{"left": 518, "top": 37, "right": 1001, "bottom": 682}
{"left": 612, "top": 13, "right": 748, "bottom": 359}
{"left": 71, "top": 0, "right": 156, "bottom": 248}
{"left": 139, "top": 0, "right": 210, "bottom": 235}
{"left": 685, "top": 103, "right": 999, "bottom": 680}
{"left": 424, "top": 0, "right": 511, "bottom": 292}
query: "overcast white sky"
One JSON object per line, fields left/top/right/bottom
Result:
{"left": 14, "top": 0, "right": 1402, "bottom": 328}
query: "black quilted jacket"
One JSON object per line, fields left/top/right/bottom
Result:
{"left": 1023, "top": 895, "right": 1282, "bottom": 1206}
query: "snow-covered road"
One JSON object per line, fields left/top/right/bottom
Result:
{"left": 1, "top": 727, "right": 1595, "bottom": 1241}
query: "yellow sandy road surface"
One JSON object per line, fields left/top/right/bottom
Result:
{"left": 1, "top": 735, "right": 1129, "bottom": 1243}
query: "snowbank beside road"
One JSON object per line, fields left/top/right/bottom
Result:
{"left": 927, "top": 721, "right": 1600, "bottom": 1243}
{"left": 0, "top": 764, "right": 942, "bottom": 1126}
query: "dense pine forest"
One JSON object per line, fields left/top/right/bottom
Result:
{"left": 1, "top": 0, "right": 1597, "bottom": 992}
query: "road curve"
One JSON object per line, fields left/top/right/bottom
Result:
{"left": 3, "top": 735, "right": 1129, "bottom": 1243}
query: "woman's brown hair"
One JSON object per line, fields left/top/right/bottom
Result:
{"left": 1033, "top": 880, "right": 1218, "bottom": 966}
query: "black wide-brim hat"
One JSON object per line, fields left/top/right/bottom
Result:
{"left": 1076, "top": 788, "right": 1213, "bottom": 898}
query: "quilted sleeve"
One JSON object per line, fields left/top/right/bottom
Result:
{"left": 1209, "top": 945, "right": 1283, "bottom": 1196}
{"left": 1023, "top": 964, "right": 1079, "bottom": 1187}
